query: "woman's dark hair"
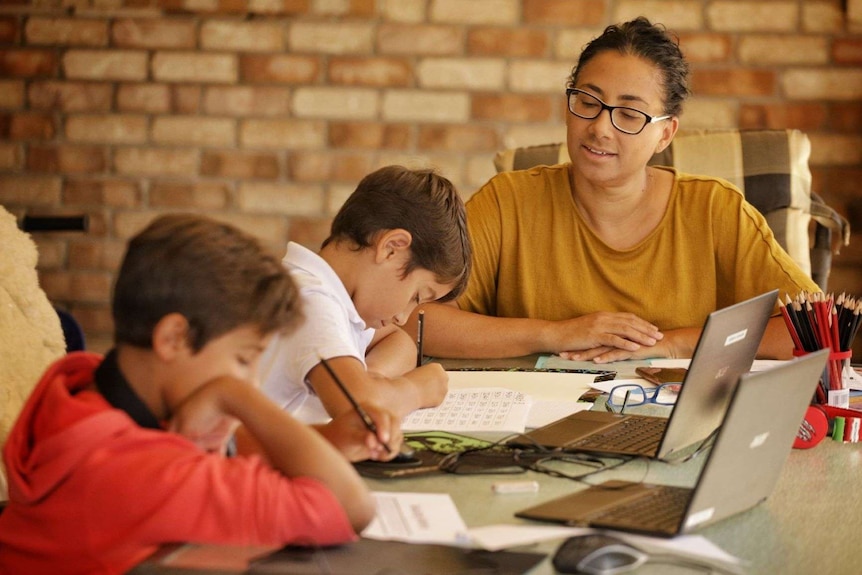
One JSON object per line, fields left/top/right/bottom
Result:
{"left": 569, "top": 16, "right": 690, "bottom": 116}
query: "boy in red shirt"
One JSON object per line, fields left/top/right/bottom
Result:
{"left": 0, "top": 214, "right": 401, "bottom": 575}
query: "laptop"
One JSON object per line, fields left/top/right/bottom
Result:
{"left": 510, "top": 290, "right": 778, "bottom": 460}
{"left": 515, "top": 348, "right": 828, "bottom": 537}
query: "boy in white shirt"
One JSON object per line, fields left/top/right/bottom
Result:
{"left": 259, "top": 166, "right": 472, "bottom": 423}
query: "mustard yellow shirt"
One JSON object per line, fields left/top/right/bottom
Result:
{"left": 459, "top": 164, "right": 818, "bottom": 330}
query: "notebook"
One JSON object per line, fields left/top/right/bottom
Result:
{"left": 510, "top": 290, "right": 778, "bottom": 460}
{"left": 515, "top": 348, "right": 828, "bottom": 537}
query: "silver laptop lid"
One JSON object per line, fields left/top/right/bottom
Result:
{"left": 658, "top": 289, "right": 778, "bottom": 459}
{"left": 681, "top": 348, "right": 828, "bottom": 532}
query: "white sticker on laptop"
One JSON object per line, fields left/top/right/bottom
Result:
{"left": 685, "top": 507, "right": 715, "bottom": 528}
{"left": 724, "top": 328, "right": 748, "bottom": 346}
{"left": 749, "top": 432, "right": 769, "bottom": 449}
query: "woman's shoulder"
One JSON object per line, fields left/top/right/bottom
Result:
{"left": 471, "top": 163, "right": 571, "bottom": 203}
{"left": 668, "top": 168, "right": 745, "bottom": 206}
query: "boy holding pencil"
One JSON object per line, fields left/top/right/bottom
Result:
{"left": 0, "top": 214, "right": 401, "bottom": 574}
{"left": 258, "top": 165, "right": 472, "bottom": 424}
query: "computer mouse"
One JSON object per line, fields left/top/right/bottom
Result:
{"left": 552, "top": 533, "right": 648, "bottom": 575}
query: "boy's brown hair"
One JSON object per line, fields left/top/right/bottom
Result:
{"left": 113, "top": 213, "right": 302, "bottom": 352}
{"left": 322, "top": 165, "right": 472, "bottom": 302}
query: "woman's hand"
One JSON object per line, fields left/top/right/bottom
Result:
{"left": 547, "top": 311, "right": 663, "bottom": 358}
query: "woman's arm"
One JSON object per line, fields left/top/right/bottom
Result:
{"left": 405, "top": 301, "right": 663, "bottom": 360}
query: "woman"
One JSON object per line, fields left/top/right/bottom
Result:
{"left": 412, "top": 17, "right": 818, "bottom": 362}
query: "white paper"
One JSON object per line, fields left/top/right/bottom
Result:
{"left": 401, "top": 387, "right": 531, "bottom": 433}
{"left": 527, "top": 399, "right": 592, "bottom": 428}
{"left": 362, "top": 492, "right": 468, "bottom": 545}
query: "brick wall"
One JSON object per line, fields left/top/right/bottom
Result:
{"left": 1, "top": 0, "right": 861, "bottom": 357}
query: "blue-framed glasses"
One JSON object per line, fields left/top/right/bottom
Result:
{"left": 566, "top": 88, "right": 672, "bottom": 135}
{"left": 606, "top": 383, "right": 680, "bottom": 412}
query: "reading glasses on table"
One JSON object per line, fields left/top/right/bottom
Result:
{"left": 566, "top": 88, "right": 672, "bottom": 135}
{"left": 606, "top": 382, "right": 680, "bottom": 413}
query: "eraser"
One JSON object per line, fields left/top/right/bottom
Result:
{"left": 491, "top": 480, "right": 539, "bottom": 494}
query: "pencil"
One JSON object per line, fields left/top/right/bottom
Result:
{"left": 318, "top": 356, "right": 391, "bottom": 453}
{"left": 416, "top": 309, "right": 425, "bottom": 368}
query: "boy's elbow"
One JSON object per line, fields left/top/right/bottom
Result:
{"left": 348, "top": 489, "right": 377, "bottom": 532}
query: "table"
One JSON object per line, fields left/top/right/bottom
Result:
{"left": 133, "top": 358, "right": 862, "bottom": 575}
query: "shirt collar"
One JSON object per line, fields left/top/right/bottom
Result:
{"left": 94, "top": 348, "right": 162, "bottom": 430}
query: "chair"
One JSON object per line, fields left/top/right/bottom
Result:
{"left": 493, "top": 129, "right": 850, "bottom": 291}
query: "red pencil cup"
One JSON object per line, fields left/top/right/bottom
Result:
{"left": 794, "top": 349, "right": 852, "bottom": 407}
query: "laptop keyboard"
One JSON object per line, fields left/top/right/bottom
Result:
{"left": 593, "top": 485, "right": 690, "bottom": 533}
{"left": 566, "top": 416, "right": 667, "bottom": 455}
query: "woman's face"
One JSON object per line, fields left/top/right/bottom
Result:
{"left": 566, "top": 50, "right": 678, "bottom": 188}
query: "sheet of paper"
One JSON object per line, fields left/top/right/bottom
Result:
{"left": 402, "top": 387, "right": 531, "bottom": 433}
{"left": 362, "top": 492, "right": 468, "bottom": 545}
{"left": 446, "top": 369, "right": 595, "bottom": 402}
{"left": 527, "top": 399, "right": 592, "bottom": 428}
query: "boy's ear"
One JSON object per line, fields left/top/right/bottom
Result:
{"left": 151, "top": 313, "right": 192, "bottom": 360}
{"left": 374, "top": 229, "right": 413, "bottom": 263}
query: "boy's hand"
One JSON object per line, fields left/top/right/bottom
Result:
{"left": 167, "top": 376, "right": 243, "bottom": 455}
{"left": 317, "top": 403, "right": 403, "bottom": 462}
{"left": 404, "top": 362, "right": 448, "bottom": 408}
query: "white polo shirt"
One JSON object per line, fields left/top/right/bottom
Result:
{"left": 260, "top": 242, "right": 374, "bottom": 423}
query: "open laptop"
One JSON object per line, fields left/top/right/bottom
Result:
{"left": 515, "top": 348, "right": 828, "bottom": 537}
{"left": 510, "top": 290, "right": 778, "bottom": 460}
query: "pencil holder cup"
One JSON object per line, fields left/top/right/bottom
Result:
{"left": 794, "top": 349, "right": 852, "bottom": 408}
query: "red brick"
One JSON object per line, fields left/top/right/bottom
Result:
{"left": 678, "top": 33, "right": 733, "bottom": 63}
{"left": 827, "top": 103, "right": 862, "bottom": 133}
{"left": 287, "top": 216, "right": 331, "bottom": 248}
{"left": 0, "top": 175, "right": 61, "bottom": 205}
{"left": 0, "top": 142, "right": 20, "bottom": 169}
{"left": 66, "top": 303, "right": 114, "bottom": 332}
{"left": 739, "top": 103, "right": 829, "bottom": 131}
{"left": 25, "top": 17, "right": 108, "bottom": 46}
{"left": 149, "top": 182, "right": 231, "bottom": 209}
{"left": 114, "top": 148, "right": 198, "bottom": 176}
{"left": 472, "top": 94, "right": 554, "bottom": 122}
{"left": 377, "top": 24, "right": 464, "bottom": 55}
{"left": 203, "top": 86, "right": 291, "bottom": 116}
{"left": 63, "top": 178, "right": 140, "bottom": 208}
{"left": 39, "top": 270, "right": 113, "bottom": 303}
{"left": 9, "top": 112, "right": 55, "bottom": 140}
{"left": 833, "top": 39, "right": 862, "bottom": 65}
{"left": 418, "top": 125, "right": 498, "bottom": 151}
{"left": 288, "top": 151, "right": 372, "bottom": 182}
{"left": 28, "top": 81, "right": 112, "bottom": 112}
{"left": 0, "top": 49, "right": 57, "bottom": 77}
{"left": 468, "top": 28, "right": 548, "bottom": 57}
{"left": 691, "top": 69, "right": 776, "bottom": 96}
{"left": 112, "top": 18, "right": 196, "bottom": 49}
{"left": 117, "top": 84, "right": 201, "bottom": 114}
{"left": 328, "top": 57, "right": 412, "bottom": 87}
{"left": 27, "top": 145, "right": 107, "bottom": 173}
{"left": 523, "top": 0, "right": 605, "bottom": 25}
{"left": 64, "top": 50, "right": 148, "bottom": 81}
{"left": 201, "top": 150, "right": 281, "bottom": 179}
{"left": 0, "top": 79, "right": 23, "bottom": 108}
{"left": 66, "top": 115, "right": 148, "bottom": 144}
{"left": 240, "top": 54, "right": 320, "bottom": 83}
{"left": 329, "top": 121, "right": 412, "bottom": 149}
{"left": 0, "top": 16, "right": 20, "bottom": 43}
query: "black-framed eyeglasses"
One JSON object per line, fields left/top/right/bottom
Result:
{"left": 606, "top": 383, "right": 680, "bottom": 412}
{"left": 566, "top": 88, "right": 672, "bottom": 135}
